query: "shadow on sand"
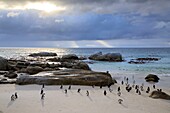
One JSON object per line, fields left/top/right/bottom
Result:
{"left": 79, "top": 93, "right": 83, "bottom": 96}
{"left": 121, "top": 103, "right": 128, "bottom": 108}
{"left": 87, "top": 96, "right": 93, "bottom": 101}
{"left": 7, "top": 100, "right": 15, "bottom": 108}
{"left": 41, "top": 99, "right": 45, "bottom": 107}
{"left": 69, "top": 90, "right": 73, "bottom": 94}
{"left": 65, "top": 94, "right": 68, "bottom": 97}
{"left": 106, "top": 95, "right": 111, "bottom": 99}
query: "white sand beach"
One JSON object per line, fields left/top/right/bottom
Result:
{"left": 0, "top": 84, "right": 170, "bottom": 113}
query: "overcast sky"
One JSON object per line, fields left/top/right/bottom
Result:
{"left": 0, "top": 0, "right": 170, "bottom": 48}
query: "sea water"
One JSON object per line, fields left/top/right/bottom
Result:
{"left": 0, "top": 48, "right": 170, "bottom": 88}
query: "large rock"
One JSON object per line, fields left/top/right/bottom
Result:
{"left": 145, "top": 74, "right": 160, "bottom": 82}
{"left": 29, "top": 52, "right": 57, "bottom": 57}
{"left": 149, "top": 91, "right": 170, "bottom": 100}
{"left": 62, "top": 54, "right": 79, "bottom": 60}
{"left": 72, "top": 61, "right": 91, "bottom": 70}
{"left": 4, "top": 72, "right": 18, "bottom": 79}
{"left": 89, "top": 52, "right": 123, "bottom": 62}
{"left": 16, "top": 69, "right": 116, "bottom": 86}
{"left": 61, "top": 62, "right": 73, "bottom": 68}
{"left": 0, "top": 57, "right": 8, "bottom": 71}
{"left": 61, "top": 61, "right": 91, "bottom": 70}
{"left": 89, "top": 52, "right": 102, "bottom": 60}
{"left": 26, "top": 66, "right": 44, "bottom": 75}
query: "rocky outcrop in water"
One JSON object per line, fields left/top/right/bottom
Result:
{"left": 145, "top": 74, "right": 160, "bottom": 82}
{"left": 47, "top": 55, "right": 87, "bottom": 62}
{"left": 29, "top": 52, "right": 57, "bottom": 57}
{"left": 62, "top": 54, "right": 79, "bottom": 60}
{"left": 149, "top": 90, "right": 170, "bottom": 100}
{"left": 128, "top": 60, "right": 145, "bottom": 64}
{"left": 89, "top": 52, "right": 123, "bottom": 62}
{"left": 16, "top": 69, "right": 116, "bottom": 86}
{"left": 128, "top": 57, "right": 160, "bottom": 64}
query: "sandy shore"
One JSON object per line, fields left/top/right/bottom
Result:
{"left": 0, "top": 84, "right": 170, "bottom": 113}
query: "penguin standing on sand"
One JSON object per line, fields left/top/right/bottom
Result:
{"left": 42, "top": 84, "right": 45, "bottom": 88}
{"left": 136, "top": 89, "right": 139, "bottom": 93}
{"left": 86, "top": 90, "right": 89, "bottom": 96}
{"left": 41, "top": 93, "right": 45, "bottom": 100}
{"left": 104, "top": 90, "right": 107, "bottom": 96}
{"left": 118, "top": 99, "right": 123, "bottom": 104}
{"left": 100, "top": 85, "right": 102, "bottom": 89}
{"left": 146, "top": 87, "right": 150, "bottom": 93}
{"left": 68, "top": 85, "right": 71, "bottom": 90}
{"left": 126, "top": 78, "right": 129, "bottom": 84}
{"left": 140, "top": 86, "right": 144, "bottom": 91}
{"left": 135, "top": 85, "right": 138, "bottom": 89}
{"left": 11, "top": 94, "right": 15, "bottom": 101}
{"left": 127, "top": 87, "right": 132, "bottom": 92}
{"left": 15, "top": 92, "right": 18, "bottom": 99}
{"left": 117, "top": 92, "right": 121, "bottom": 96}
{"left": 121, "top": 81, "right": 124, "bottom": 85}
{"left": 118, "top": 86, "right": 121, "bottom": 92}
{"left": 77, "top": 88, "right": 81, "bottom": 93}
{"left": 65, "top": 89, "right": 67, "bottom": 94}
{"left": 40, "top": 88, "right": 44, "bottom": 94}
{"left": 138, "top": 90, "right": 141, "bottom": 95}
{"left": 60, "top": 85, "right": 63, "bottom": 89}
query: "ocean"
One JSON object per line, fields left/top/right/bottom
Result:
{"left": 0, "top": 48, "right": 170, "bottom": 88}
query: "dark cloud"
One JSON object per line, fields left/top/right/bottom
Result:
{"left": 1, "top": 0, "right": 170, "bottom": 14}
{"left": 0, "top": 10, "right": 169, "bottom": 42}
{"left": 0, "top": 0, "right": 170, "bottom": 47}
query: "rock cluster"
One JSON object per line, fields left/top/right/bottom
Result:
{"left": 47, "top": 54, "right": 87, "bottom": 62}
{"left": 0, "top": 53, "right": 113, "bottom": 86}
{"left": 60, "top": 61, "right": 90, "bottom": 70}
{"left": 149, "top": 90, "right": 170, "bottom": 100}
{"left": 89, "top": 52, "right": 123, "bottom": 62}
{"left": 145, "top": 74, "right": 160, "bottom": 82}
{"left": 61, "top": 54, "right": 79, "bottom": 60}
{"left": 29, "top": 52, "right": 57, "bottom": 57}
{"left": 136, "top": 58, "right": 160, "bottom": 61}
{"left": 128, "top": 57, "right": 160, "bottom": 64}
